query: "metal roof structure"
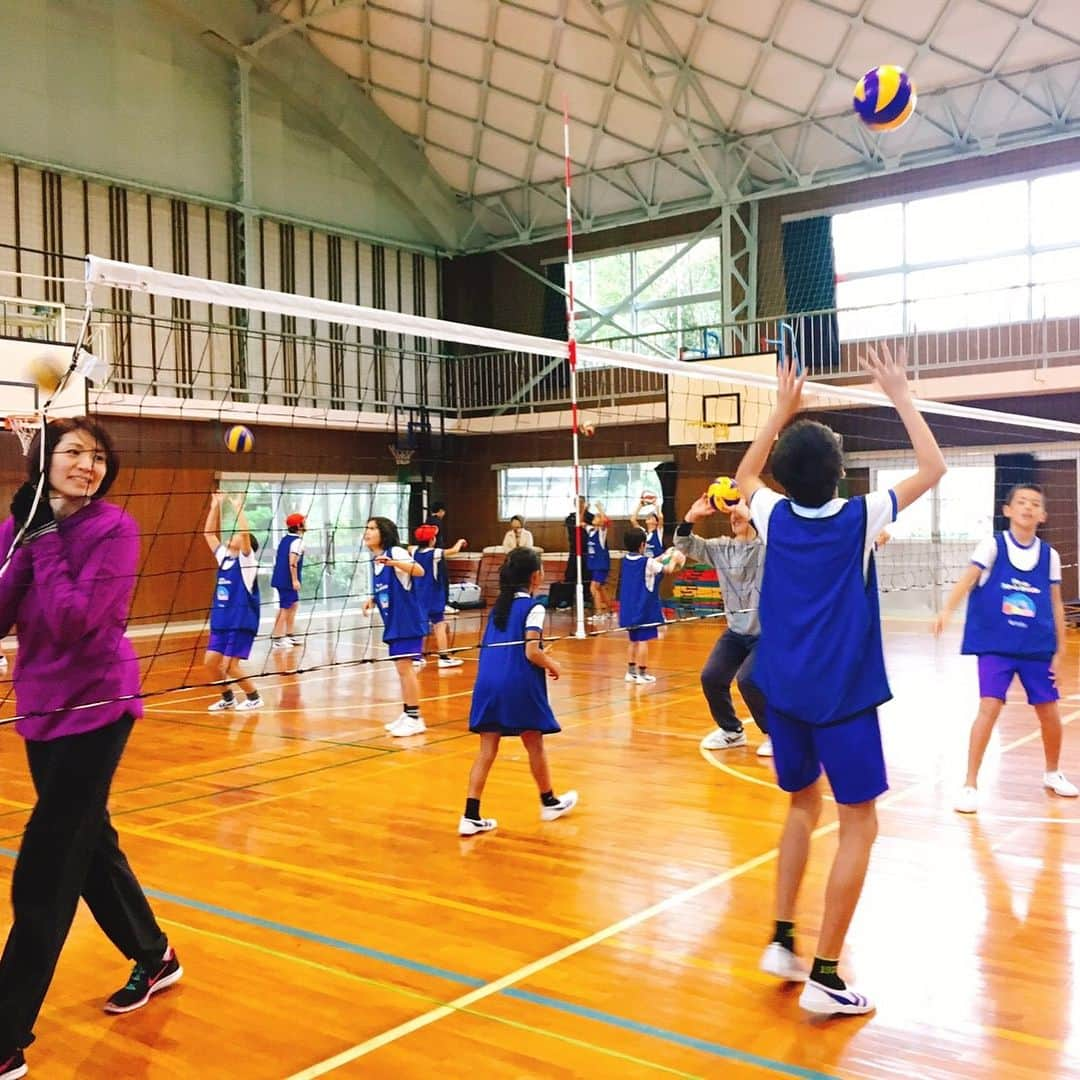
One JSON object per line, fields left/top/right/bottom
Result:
{"left": 192, "top": 0, "right": 1080, "bottom": 250}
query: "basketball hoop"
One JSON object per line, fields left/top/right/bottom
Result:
{"left": 5, "top": 414, "right": 42, "bottom": 456}
{"left": 388, "top": 443, "right": 414, "bottom": 468}
{"left": 691, "top": 422, "right": 728, "bottom": 462}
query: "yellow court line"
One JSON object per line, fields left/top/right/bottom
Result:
{"left": 158, "top": 916, "right": 704, "bottom": 1080}
{"left": 285, "top": 708, "right": 1080, "bottom": 1078}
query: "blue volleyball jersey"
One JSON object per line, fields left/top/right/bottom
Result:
{"left": 961, "top": 532, "right": 1057, "bottom": 659}
{"left": 271, "top": 534, "right": 304, "bottom": 590}
{"left": 412, "top": 547, "right": 444, "bottom": 617}
{"left": 211, "top": 546, "right": 261, "bottom": 633}
{"left": 753, "top": 492, "right": 894, "bottom": 727}
{"left": 618, "top": 553, "right": 664, "bottom": 630}
{"left": 469, "top": 594, "right": 559, "bottom": 734}
{"left": 372, "top": 546, "right": 425, "bottom": 642}
{"left": 645, "top": 529, "right": 663, "bottom": 559}
{"left": 586, "top": 526, "right": 610, "bottom": 574}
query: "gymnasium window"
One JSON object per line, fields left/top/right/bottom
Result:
{"left": 497, "top": 461, "right": 665, "bottom": 520}
{"left": 871, "top": 463, "right": 994, "bottom": 542}
{"left": 832, "top": 168, "right": 1080, "bottom": 340}
{"left": 218, "top": 474, "right": 408, "bottom": 611}
{"left": 569, "top": 236, "right": 724, "bottom": 355}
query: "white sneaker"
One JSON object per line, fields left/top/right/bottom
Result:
{"left": 702, "top": 729, "right": 747, "bottom": 750}
{"left": 759, "top": 942, "right": 808, "bottom": 983}
{"left": 636, "top": 672, "right": 657, "bottom": 684}
{"left": 444, "top": 604, "right": 455, "bottom": 615}
{"left": 540, "top": 790, "right": 579, "bottom": 821}
{"left": 0, "top": 655, "right": 8, "bottom": 672}
{"left": 459, "top": 815, "right": 497, "bottom": 836}
{"left": 1044, "top": 770, "right": 1079, "bottom": 798}
{"left": 756, "top": 737, "right": 774, "bottom": 758}
{"left": 799, "top": 979, "right": 874, "bottom": 1016}
{"left": 236, "top": 697, "right": 263, "bottom": 711}
{"left": 412, "top": 657, "right": 427, "bottom": 669}
{"left": 624, "top": 672, "right": 639, "bottom": 683}
{"left": 953, "top": 786, "right": 978, "bottom": 814}
{"left": 207, "top": 698, "right": 235, "bottom": 712}
{"left": 438, "top": 656, "right": 464, "bottom": 668}
{"left": 387, "top": 715, "right": 426, "bottom": 737}
{"left": 385, "top": 711, "right": 411, "bottom": 731}
{"left": 286, "top": 636, "right": 303, "bottom": 647}
{"left": 271, "top": 638, "right": 291, "bottom": 650}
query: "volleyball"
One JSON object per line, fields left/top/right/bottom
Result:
{"left": 707, "top": 476, "right": 740, "bottom": 511}
{"left": 640, "top": 490, "right": 658, "bottom": 505}
{"left": 853, "top": 65, "right": 916, "bottom": 132}
{"left": 579, "top": 422, "right": 595, "bottom": 437}
{"left": 224, "top": 424, "right": 254, "bottom": 453}
{"left": 27, "top": 353, "right": 67, "bottom": 395}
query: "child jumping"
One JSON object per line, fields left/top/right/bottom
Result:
{"left": 618, "top": 526, "right": 678, "bottom": 685}
{"left": 459, "top": 547, "right": 578, "bottom": 836}
{"left": 933, "top": 482, "right": 1077, "bottom": 813}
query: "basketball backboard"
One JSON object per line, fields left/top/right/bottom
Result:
{"left": 0, "top": 338, "right": 88, "bottom": 421}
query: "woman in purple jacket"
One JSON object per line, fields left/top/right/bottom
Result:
{"left": 0, "top": 418, "right": 180, "bottom": 1079}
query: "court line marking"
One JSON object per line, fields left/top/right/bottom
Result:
{"left": 156, "top": 916, "right": 706, "bottom": 1080}
{"left": 285, "top": 706, "right": 1080, "bottom": 1078}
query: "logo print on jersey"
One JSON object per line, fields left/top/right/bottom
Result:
{"left": 1002, "top": 592, "right": 1036, "bottom": 618}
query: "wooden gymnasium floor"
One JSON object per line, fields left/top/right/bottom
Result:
{"left": 0, "top": 612, "right": 1078, "bottom": 1079}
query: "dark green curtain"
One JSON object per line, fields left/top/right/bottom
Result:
{"left": 781, "top": 216, "right": 840, "bottom": 374}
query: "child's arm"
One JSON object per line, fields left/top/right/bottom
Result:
{"left": 1051, "top": 582, "right": 1066, "bottom": 680}
{"left": 629, "top": 504, "right": 643, "bottom": 529}
{"left": 525, "top": 630, "right": 560, "bottom": 679}
{"left": 735, "top": 356, "right": 806, "bottom": 501}
{"left": 203, "top": 492, "right": 224, "bottom": 554}
{"left": 861, "top": 344, "right": 947, "bottom": 512}
{"left": 228, "top": 494, "right": 254, "bottom": 555}
{"left": 289, "top": 543, "right": 302, "bottom": 590}
{"left": 376, "top": 548, "right": 424, "bottom": 577}
{"left": 445, "top": 538, "right": 468, "bottom": 557}
{"left": 932, "top": 564, "right": 982, "bottom": 636}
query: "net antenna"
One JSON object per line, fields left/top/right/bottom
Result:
{"left": 563, "top": 96, "right": 587, "bottom": 640}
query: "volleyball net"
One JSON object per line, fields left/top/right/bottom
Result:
{"left": 0, "top": 252, "right": 1076, "bottom": 720}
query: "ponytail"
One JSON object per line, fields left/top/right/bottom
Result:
{"left": 492, "top": 547, "right": 541, "bottom": 630}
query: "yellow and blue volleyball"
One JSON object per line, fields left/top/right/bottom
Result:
{"left": 853, "top": 66, "right": 916, "bottom": 132}
{"left": 224, "top": 424, "right": 254, "bottom": 453}
{"left": 707, "top": 476, "right": 740, "bottom": 511}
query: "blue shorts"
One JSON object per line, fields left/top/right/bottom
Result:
{"left": 767, "top": 707, "right": 888, "bottom": 806}
{"left": 387, "top": 636, "right": 423, "bottom": 660}
{"left": 628, "top": 626, "right": 659, "bottom": 643}
{"left": 428, "top": 610, "right": 445, "bottom": 627}
{"left": 276, "top": 588, "right": 299, "bottom": 610}
{"left": 978, "top": 654, "right": 1058, "bottom": 704}
{"left": 207, "top": 629, "right": 256, "bottom": 660}
{"left": 590, "top": 570, "right": 609, "bottom": 585}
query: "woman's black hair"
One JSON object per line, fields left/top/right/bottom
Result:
{"left": 510, "top": 514, "right": 524, "bottom": 526}
{"left": 26, "top": 416, "right": 119, "bottom": 499}
{"left": 368, "top": 516, "right": 401, "bottom": 553}
{"left": 770, "top": 419, "right": 844, "bottom": 509}
{"left": 492, "top": 546, "right": 541, "bottom": 630}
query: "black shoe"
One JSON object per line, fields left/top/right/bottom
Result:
{"left": 0, "top": 1049, "right": 26, "bottom": 1080}
{"left": 104, "top": 947, "right": 183, "bottom": 1014}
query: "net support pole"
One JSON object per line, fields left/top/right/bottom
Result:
{"left": 563, "top": 100, "right": 586, "bottom": 640}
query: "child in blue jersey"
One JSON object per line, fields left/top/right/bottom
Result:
{"left": 203, "top": 492, "right": 264, "bottom": 713}
{"left": 736, "top": 345, "right": 946, "bottom": 1016}
{"left": 933, "top": 484, "right": 1076, "bottom": 813}
{"left": 362, "top": 517, "right": 427, "bottom": 737}
{"left": 459, "top": 547, "right": 578, "bottom": 836}
{"left": 631, "top": 498, "right": 665, "bottom": 558}
{"left": 412, "top": 523, "right": 468, "bottom": 669}
{"left": 270, "top": 512, "right": 306, "bottom": 650}
{"left": 586, "top": 504, "right": 612, "bottom": 621}
{"left": 619, "top": 527, "right": 678, "bottom": 685}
